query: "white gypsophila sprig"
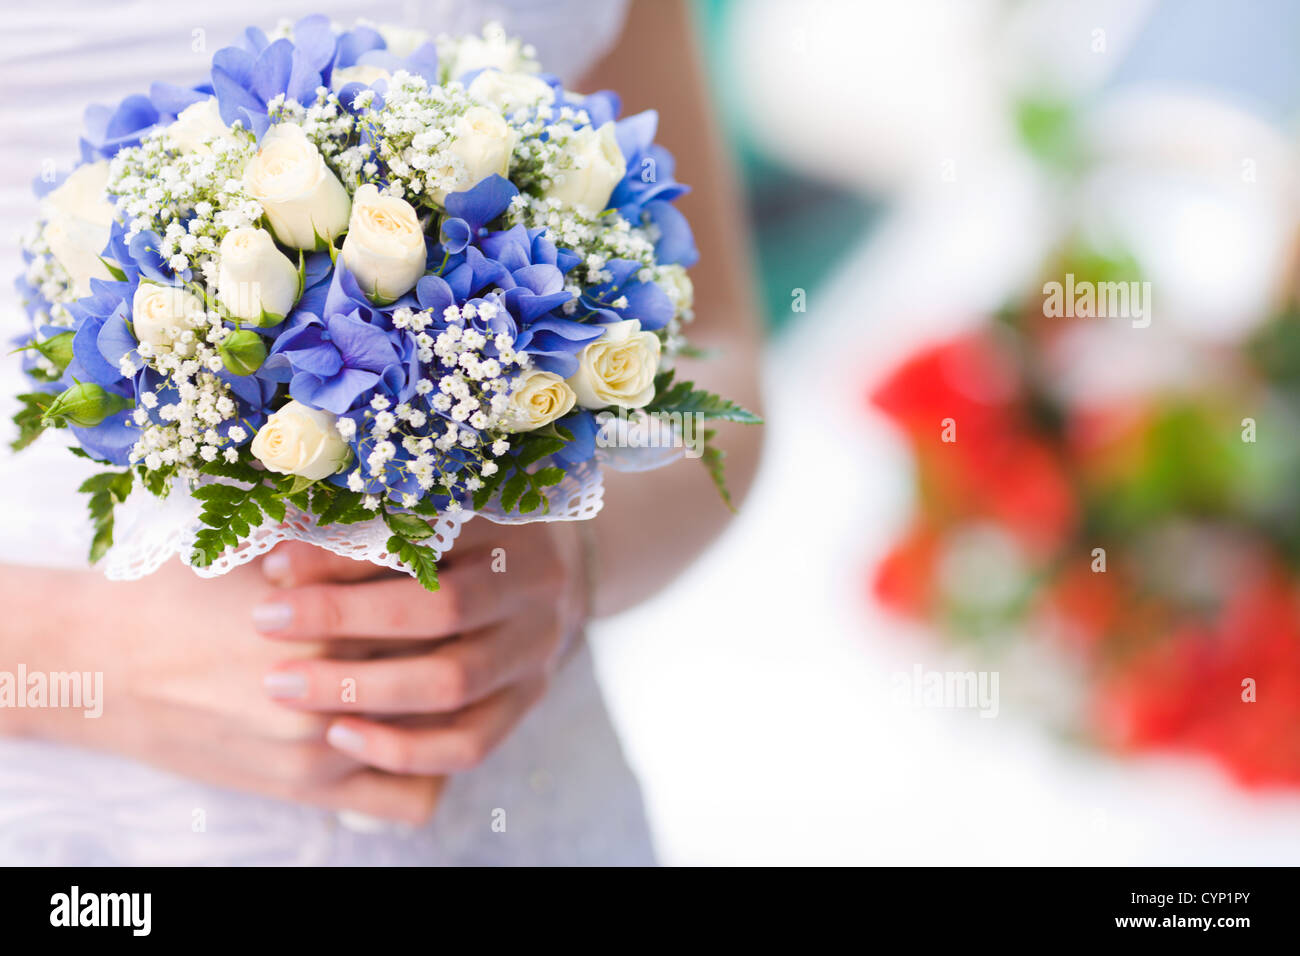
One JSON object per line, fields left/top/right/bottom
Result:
{"left": 508, "top": 106, "right": 594, "bottom": 195}
{"left": 340, "top": 301, "right": 530, "bottom": 507}
{"left": 107, "top": 129, "right": 260, "bottom": 288}
{"left": 352, "top": 72, "right": 482, "bottom": 207}
{"left": 126, "top": 302, "right": 249, "bottom": 483}
{"left": 16, "top": 225, "right": 76, "bottom": 331}
{"left": 266, "top": 91, "right": 362, "bottom": 178}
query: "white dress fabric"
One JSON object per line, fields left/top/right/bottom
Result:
{"left": 0, "top": 0, "right": 655, "bottom": 866}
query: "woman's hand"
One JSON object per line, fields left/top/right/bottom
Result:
{"left": 0, "top": 560, "right": 444, "bottom": 824}
{"left": 255, "top": 518, "right": 588, "bottom": 775}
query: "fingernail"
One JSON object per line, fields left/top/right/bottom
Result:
{"left": 263, "top": 550, "right": 291, "bottom": 585}
{"left": 263, "top": 671, "right": 307, "bottom": 700}
{"left": 327, "top": 723, "right": 367, "bottom": 754}
{"left": 252, "top": 602, "right": 293, "bottom": 632}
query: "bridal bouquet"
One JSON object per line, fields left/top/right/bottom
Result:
{"left": 12, "top": 17, "right": 758, "bottom": 589}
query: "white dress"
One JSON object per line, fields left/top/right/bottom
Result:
{"left": 0, "top": 0, "right": 655, "bottom": 866}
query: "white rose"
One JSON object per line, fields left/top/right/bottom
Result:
{"left": 331, "top": 64, "right": 392, "bottom": 91}
{"left": 131, "top": 282, "right": 207, "bottom": 356}
{"left": 340, "top": 184, "right": 426, "bottom": 302}
{"left": 42, "top": 162, "right": 115, "bottom": 226}
{"left": 243, "top": 123, "right": 351, "bottom": 250}
{"left": 504, "top": 370, "right": 577, "bottom": 432}
{"left": 567, "top": 319, "right": 661, "bottom": 410}
{"left": 467, "top": 70, "right": 554, "bottom": 116}
{"left": 166, "top": 98, "right": 235, "bottom": 154}
{"left": 251, "top": 400, "right": 352, "bottom": 481}
{"left": 378, "top": 24, "right": 430, "bottom": 58}
{"left": 44, "top": 216, "right": 113, "bottom": 298}
{"left": 447, "top": 24, "right": 535, "bottom": 78}
{"left": 431, "top": 106, "right": 518, "bottom": 203}
{"left": 40, "top": 162, "right": 116, "bottom": 297}
{"left": 546, "top": 122, "right": 626, "bottom": 216}
{"left": 658, "top": 265, "right": 694, "bottom": 317}
{"left": 217, "top": 227, "right": 300, "bottom": 323}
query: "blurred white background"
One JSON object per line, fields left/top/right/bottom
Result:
{"left": 590, "top": 0, "right": 1300, "bottom": 864}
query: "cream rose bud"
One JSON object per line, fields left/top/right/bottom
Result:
{"left": 251, "top": 401, "right": 351, "bottom": 481}
{"left": 340, "top": 184, "right": 427, "bottom": 302}
{"left": 41, "top": 161, "right": 116, "bottom": 297}
{"left": 378, "top": 24, "right": 430, "bottom": 58}
{"left": 243, "top": 123, "right": 351, "bottom": 250}
{"left": 546, "top": 122, "right": 626, "bottom": 216}
{"left": 467, "top": 70, "right": 554, "bottom": 115}
{"left": 504, "top": 370, "right": 577, "bottom": 432}
{"left": 166, "top": 98, "right": 234, "bottom": 154}
{"left": 432, "top": 107, "right": 517, "bottom": 203}
{"left": 131, "top": 282, "right": 207, "bottom": 355}
{"left": 568, "top": 319, "right": 661, "bottom": 410}
{"left": 217, "top": 228, "right": 300, "bottom": 323}
{"left": 447, "top": 24, "right": 535, "bottom": 77}
{"left": 330, "top": 64, "right": 391, "bottom": 91}
{"left": 658, "top": 264, "right": 694, "bottom": 317}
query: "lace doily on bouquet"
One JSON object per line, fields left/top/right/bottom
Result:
{"left": 100, "top": 431, "right": 683, "bottom": 582}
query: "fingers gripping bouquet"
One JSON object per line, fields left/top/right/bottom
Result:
{"left": 13, "top": 17, "right": 759, "bottom": 590}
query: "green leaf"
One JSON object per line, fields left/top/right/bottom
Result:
{"left": 139, "top": 463, "right": 176, "bottom": 497}
{"left": 384, "top": 511, "right": 436, "bottom": 540}
{"left": 472, "top": 468, "right": 507, "bottom": 511}
{"left": 387, "top": 534, "right": 440, "bottom": 592}
{"left": 514, "top": 435, "right": 567, "bottom": 467}
{"left": 199, "top": 458, "right": 264, "bottom": 485}
{"left": 277, "top": 474, "right": 316, "bottom": 497}
{"left": 499, "top": 471, "right": 527, "bottom": 513}
{"left": 409, "top": 495, "right": 444, "bottom": 517}
{"left": 700, "top": 428, "right": 735, "bottom": 513}
{"left": 192, "top": 483, "right": 246, "bottom": 505}
{"left": 187, "top": 469, "right": 292, "bottom": 567}
{"left": 532, "top": 466, "right": 565, "bottom": 487}
{"left": 98, "top": 257, "right": 128, "bottom": 282}
{"left": 11, "top": 392, "right": 52, "bottom": 451}
{"left": 308, "top": 484, "right": 372, "bottom": 526}
{"left": 68, "top": 446, "right": 112, "bottom": 464}
{"left": 80, "top": 468, "right": 134, "bottom": 564}
{"left": 519, "top": 489, "right": 541, "bottom": 513}
{"left": 648, "top": 374, "right": 762, "bottom": 424}
{"left": 251, "top": 484, "right": 286, "bottom": 523}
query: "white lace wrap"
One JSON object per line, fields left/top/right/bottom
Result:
{"left": 99, "top": 436, "right": 683, "bottom": 582}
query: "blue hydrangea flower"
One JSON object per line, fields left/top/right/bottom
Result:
{"left": 606, "top": 110, "right": 698, "bottom": 265}
{"left": 580, "top": 258, "right": 674, "bottom": 331}
{"left": 211, "top": 37, "right": 325, "bottom": 139}
{"left": 265, "top": 265, "right": 419, "bottom": 414}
